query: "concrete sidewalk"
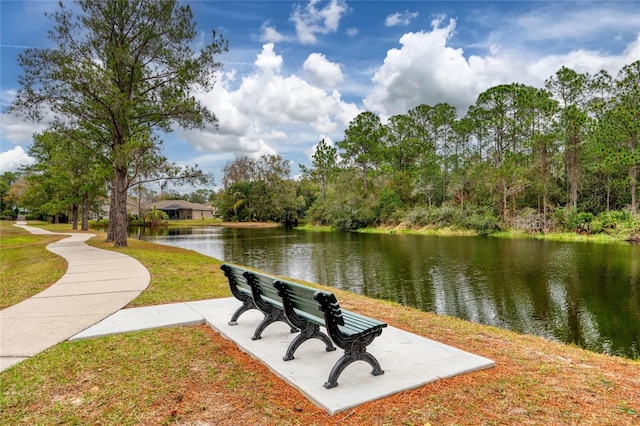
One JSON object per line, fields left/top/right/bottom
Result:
{"left": 0, "top": 222, "right": 150, "bottom": 372}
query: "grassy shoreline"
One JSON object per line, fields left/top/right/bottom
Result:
{"left": 1, "top": 221, "right": 639, "bottom": 425}
{"left": 354, "top": 224, "right": 634, "bottom": 245}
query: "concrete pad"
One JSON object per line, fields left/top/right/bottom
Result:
{"left": 71, "top": 303, "right": 205, "bottom": 340}
{"left": 70, "top": 298, "right": 495, "bottom": 415}
{"left": 190, "top": 298, "right": 495, "bottom": 415}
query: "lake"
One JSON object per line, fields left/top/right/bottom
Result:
{"left": 136, "top": 226, "right": 640, "bottom": 358}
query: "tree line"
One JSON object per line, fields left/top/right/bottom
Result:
{"left": 5, "top": 60, "right": 639, "bottom": 241}
{"left": 215, "top": 61, "right": 640, "bottom": 240}
{"left": 2, "top": 0, "right": 638, "bottom": 242}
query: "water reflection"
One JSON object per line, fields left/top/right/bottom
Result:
{"left": 137, "top": 226, "right": 640, "bottom": 358}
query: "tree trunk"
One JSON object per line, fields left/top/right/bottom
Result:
{"left": 106, "top": 169, "right": 129, "bottom": 247}
{"left": 106, "top": 185, "right": 117, "bottom": 242}
{"left": 71, "top": 203, "right": 78, "bottom": 230}
{"left": 566, "top": 131, "right": 580, "bottom": 210}
{"left": 631, "top": 164, "right": 638, "bottom": 217}
{"left": 81, "top": 193, "right": 89, "bottom": 231}
{"left": 502, "top": 182, "right": 508, "bottom": 220}
{"left": 361, "top": 161, "right": 368, "bottom": 197}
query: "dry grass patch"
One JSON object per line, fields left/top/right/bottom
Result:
{"left": 2, "top": 313, "right": 638, "bottom": 425}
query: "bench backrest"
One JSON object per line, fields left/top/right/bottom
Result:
{"left": 220, "top": 264, "right": 252, "bottom": 294}
{"left": 244, "top": 271, "right": 282, "bottom": 306}
{"left": 274, "top": 279, "right": 345, "bottom": 327}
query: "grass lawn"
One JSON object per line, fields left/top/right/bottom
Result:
{"left": 0, "top": 222, "right": 68, "bottom": 309}
{"left": 1, "top": 221, "right": 639, "bottom": 425}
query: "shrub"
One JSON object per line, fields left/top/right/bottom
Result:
{"left": 462, "top": 211, "right": 502, "bottom": 235}
{"left": 553, "top": 208, "right": 595, "bottom": 233}
{"left": 405, "top": 206, "right": 430, "bottom": 227}
{"left": 142, "top": 207, "right": 169, "bottom": 226}
{"left": 375, "top": 189, "right": 403, "bottom": 223}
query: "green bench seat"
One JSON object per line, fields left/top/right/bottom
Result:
{"left": 220, "top": 264, "right": 296, "bottom": 340}
{"left": 274, "top": 278, "right": 387, "bottom": 389}
{"left": 222, "top": 263, "right": 387, "bottom": 388}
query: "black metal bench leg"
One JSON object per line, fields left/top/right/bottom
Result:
{"left": 252, "top": 309, "right": 298, "bottom": 340}
{"left": 324, "top": 349, "right": 384, "bottom": 389}
{"left": 283, "top": 323, "right": 336, "bottom": 361}
{"left": 228, "top": 299, "right": 254, "bottom": 325}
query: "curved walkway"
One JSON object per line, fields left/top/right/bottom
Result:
{"left": 0, "top": 222, "right": 150, "bottom": 372}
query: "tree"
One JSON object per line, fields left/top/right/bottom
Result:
{"left": 338, "top": 112, "right": 385, "bottom": 197}
{"left": 221, "top": 156, "right": 258, "bottom": 189}
{"left": 545, "top": 67, "right": 590, "bottom": 210}
{"left": 300, "top": 139, "right": 338, "bottom": 202}
{"left": 27, "top": 130, "right": 108, "bottom": 230}
{"left": 610, "top": 61, "right": 640, "bottom": 216}
{"left": 0, "top": 172, "right": 21, "bottom": 218}
{"left": 187, "top": 189, "right": 215, "bottom": 204}
{"left": 4, "top": 177, "right": 28, "bottom": 219}
{"left": 217, "top": 155, "right": 301, "bottom": 223}
{"left": 430, "top": 103, "right": 457, "bottom": 202}
{"left": 10, "top": 0, "right": 227, "bottom": 246}
{"left": 407, "top": 104, "right": 441, "bottom": 204}
{"left": 470, "top": 84, "right": 537, "bottom": 217}
{"left": 383, "top": 114, "right": 419, "bottom": 173}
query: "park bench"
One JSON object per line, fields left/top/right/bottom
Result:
{"left": 222, "top": 263, "right": 388, "bottom": 388}
{"left": 274, "top": 278, "right": 387, "bottom": 389}
{"left": 220, "top": 264, "right": 297, "bottom": 340}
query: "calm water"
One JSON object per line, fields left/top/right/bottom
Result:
{"left": 137, "top": 226, "right": 640, "bottom": 358}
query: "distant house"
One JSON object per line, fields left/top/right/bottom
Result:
{"left": 94, "top": 197, "right": 141, "bottom": 220}
{"left": 144, "top": 200, "right": 215, "bottom": 220}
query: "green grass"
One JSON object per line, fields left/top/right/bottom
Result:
{"left": 165, "top": 218, "right": 224, "bottom": 227}
{"left": 0, "top": 221, "right": 68, "bottom": 309}
{"left": 0, "top": 327, "right": 232, "bottom": 425}
{"left": 490, "top": 229, "right": 627, "bottom": 244}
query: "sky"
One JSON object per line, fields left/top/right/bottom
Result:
{"left": 1, "top": 0, "right": 640, "bottom": 191}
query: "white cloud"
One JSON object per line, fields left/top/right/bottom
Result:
{"left": 365, "top": 17, "right": 478, "bottom": 116}
{"left": 0, "top": 145, "right": 34, "bottom": 172}
{"left": 302, "top": 53, "right": 344, "bottom": 88}
{"left": 254, "top": 43, "right": 283, "bottom": 74}
{"left": 259, "top": 21, "right": 290, "bottom": 43}
{"left": 290, "top": 0, "right": 348, "bottom": 44}
{"left": 0, "top": 111, "right": 47, "bottom": 145}
{"left": 385, "top": 11, "right": 418, "bottom": 27}
{"left": 517, "top": 6, "right": 640, "bottom": 43}
{"left": 180, "top": 43, "right": 359, "bottom": 163}
{"left": 364, "top": 16, "right": 640, "bottom": 118}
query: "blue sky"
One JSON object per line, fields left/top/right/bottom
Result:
{"left": 1, "top": 0, "right": 640, "bottom": 191}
